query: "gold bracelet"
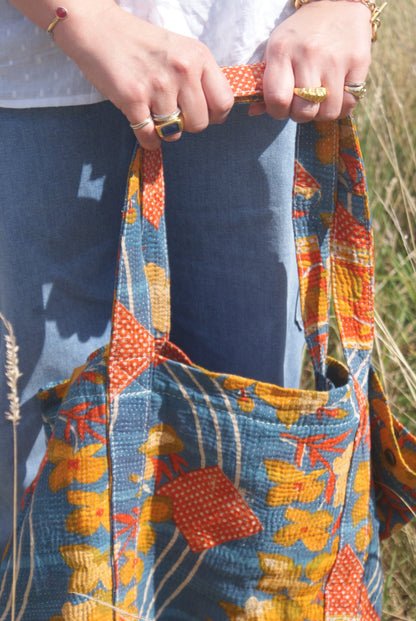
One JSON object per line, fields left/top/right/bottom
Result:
{"left": 291, "top": 0, "right": 387, "bottom": 42}
{"left": 47, "top": 7, "right": 69, "bottom": 39}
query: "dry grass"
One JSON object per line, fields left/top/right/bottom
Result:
{"left": 354, "top": 0, "right": 416, "bottom": 618}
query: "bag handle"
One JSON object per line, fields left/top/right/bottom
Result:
{"left": 108, "top": 64, "right": 374, "bottom": 400}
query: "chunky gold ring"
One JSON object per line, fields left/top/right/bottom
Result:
{"left": 152, "top": 108, "right": 183, "bottom": 139}
{"left": 293, "top": 86, "right": 328, "bottom": 103}
{"left": 344, "top": 81, "right": 367, "bottom": 100}
{"left": 129, "top": 116, "right": 153, "bottom": 131}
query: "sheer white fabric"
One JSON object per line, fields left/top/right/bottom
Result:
{"left": 0, "top": 0, "right": 293, "bottom": 108}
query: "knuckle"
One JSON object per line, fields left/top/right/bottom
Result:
{"left": 171, "top": 42, "right": 208, "bottom": 77}
{"left": 267, "top": 36, "right": 289, "bottom": 59}
{"left": 291, "top": 107, "right": 318, "bottom": 123}
{"left": 298, "top": 38, "right": 322, "bottom": 60}
{"left": 186, "top": 119, "right": 209, "bottom": 134}
{"left": 150, "top": 72, "right": 172, "bottom": 96}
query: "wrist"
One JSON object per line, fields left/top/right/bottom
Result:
{"left": 291, "top": 0, "right": 387, "bottom": 41}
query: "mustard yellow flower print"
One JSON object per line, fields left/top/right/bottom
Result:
{"left": 332, "top": 441, "right": 354, "bottom": 508}
{"left": 65, "top": 489, "right": 110, "bottom": 536}
{"left": 48, "top": 591, "right": 113, "bottom": 621}
{"left": 137, "top": 496, "right": 172, "bottom": 554}
{"left": 264, "top": 460, "right": 326, "bottom": 506}
{"left": 139, "top": 424, "right": 185, "bottom": 482}
{"left": 143, "top": 263, "right": 170, "bottom": 333}
{"left": 273, "top": 507, "right": 333, "bottom": 552}
{"left": 254, "top": 382, "right": 328, "bottom": 428}
{"left": 139, "top": 424, "right": 183, "bottom": 458}
{"left": 355, "top": 520, "right": 373, "bottom": 553}
{"left": 59, "top": 544, "right": 112, "bottom": 595}
{"left": 48, "top": 440, "right": 107, "bottom": 493}
{"left": 220, "top": 594, "right": 304, "bottom": 621}
{"left": 119, "top": 550, "right": 144, "bottom": 587}
{"left": 304, "top": 537, "right": 339, "bottom": 583}
{"left": 257, "top": 552, "right": 303, "bottom": 594}
{"left": 352, "top": 461, "right": 370, "bottom": 527}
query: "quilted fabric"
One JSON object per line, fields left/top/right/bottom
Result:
{"left": 1, "top": 64, "right": 416, "bottom": 621}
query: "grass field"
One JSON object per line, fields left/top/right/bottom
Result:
{"left": 354, "top": 0, "right": 416, "bottom": 618}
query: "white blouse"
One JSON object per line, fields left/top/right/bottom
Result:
{"left": 0, "top": 0, "right": 293, "bottom": 108}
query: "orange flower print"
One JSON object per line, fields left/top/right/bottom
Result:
{"left": 264, "top": 460, "right": 326, "bottom": 506}
{"left": 65, "top": 489, "right": 110, "bottom": 536}
{"left": 48, "top": 440, "right": 107, "bottom": 493}
{"left": 59, "top": 544, "right": 112, "bottom": 595}
{"left": 273, "top": 507, "right": 333, "bottom": 552}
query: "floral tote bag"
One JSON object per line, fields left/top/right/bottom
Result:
{"left": 1, "top": 64, "right": 416, "bottom": 621}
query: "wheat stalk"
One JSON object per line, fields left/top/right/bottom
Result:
{"left": 1, "top": 312, "right": 22, "bottom": 621}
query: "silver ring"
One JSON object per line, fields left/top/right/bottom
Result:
{"left": 129, "top": 115, "right": 153, "bottom": 131}
{"left": 344, "top": 81, "right": 367, "bottom": 100}
{"left": 151, "top": 107, "right": 182, "bottom": 123}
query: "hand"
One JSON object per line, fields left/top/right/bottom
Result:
{"left": 249, "top": 0, "right": 372, "bottom": 122}
{"left": 55, "top": 1, "right": 234, "bottom": 149}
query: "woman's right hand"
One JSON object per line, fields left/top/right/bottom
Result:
{"left": 54, "top": 1, "right": 234, "bottom": 149}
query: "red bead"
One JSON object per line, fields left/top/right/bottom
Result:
{"left": 56, "top": 7, "right": 68, "bottom": 19}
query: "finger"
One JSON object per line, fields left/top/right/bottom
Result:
{"left": 291, "top": 68, "right": 322, "bottom": 123}
{"left": 151, "top": 91, "right": 184, "bottom": 143}
{"left": 201, "top": 65, "right": 234, "bottom": 124}
{"left": 339, "top": 72, "right": 368, "bottom": 119}
{"left": 262, "top": 52, "right": 295, "bottom": 119}
{"left": 248, "top": 102, "right": 266, "bottom": 117}
{"left": 315, "top": 73, "right": 344, "bottom": 121}
{"left": 126, "top": 103, "right": 161, "bottom": 151}
{"left": 177, "top": 84, "right": 210, "bottom": 134}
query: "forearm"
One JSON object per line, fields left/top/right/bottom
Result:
{"left": 6, "top": 0, "right": 114, "bottom": 33}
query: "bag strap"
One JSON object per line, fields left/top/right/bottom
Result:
{"left": 108, "top": 63, "right": 374, "bottom": 401}
{"left": 292, "top": 118, "right": 374, "bottom": 388}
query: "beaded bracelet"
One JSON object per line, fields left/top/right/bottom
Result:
{"left": 291, "top": 0, "right": 387, "bottom": 41}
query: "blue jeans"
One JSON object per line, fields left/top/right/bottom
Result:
{"left": 0, "top": 101, "right": 304, "bottom": 550}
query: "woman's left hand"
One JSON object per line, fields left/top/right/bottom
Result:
{"left": 249, "top": 0, "right": 373, "bottom": 121}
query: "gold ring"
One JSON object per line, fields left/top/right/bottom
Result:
{"left": 152, "top": 108, "right": 183, "bottom": 139}
{"left": 129, "top": 116, "right": 153, "bottom": 131}
{"left": 293, "top": 86, "right": 328, "bottom": 103}
{"left": 344, "top": 81, "right": 367, "bottom": 100}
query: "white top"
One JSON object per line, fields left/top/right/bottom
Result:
{"left": 0, "top": 0, "right": 293, "bottom": 108}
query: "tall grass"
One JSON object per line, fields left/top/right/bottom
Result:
{"left": 354, "top": 0, "right": 416, "bottom": 618}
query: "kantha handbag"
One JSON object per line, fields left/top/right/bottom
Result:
{"left": 2, "top": 64, "right": 416, "bottom": 621}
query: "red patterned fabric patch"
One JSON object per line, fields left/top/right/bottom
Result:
{"left": 109, "top": 301, "right": 155, "bottom": 400}
{"left": 325, "top": 544, "right": 364, "bottom": 618}
{"left": 142, "top": 148, "right": 165, "bottom": 229}
{"left": 222, "top": 62, "right": 264, "bottom": 99}
{"left": 155, "top": 466, "right": 263, "bottom": 552}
